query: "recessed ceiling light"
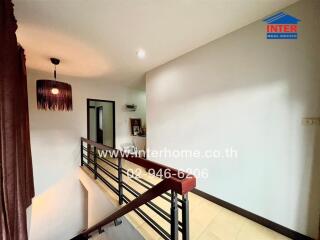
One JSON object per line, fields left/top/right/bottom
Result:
{"left": 136, "top": 49, "right": 146, "bottom": 59}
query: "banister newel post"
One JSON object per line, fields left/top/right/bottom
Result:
{"left": 94, "top": 146, "right": 97, "bottom": 179}
{"left": 118, "top": 155, "right": 124, "bottom": 205}
{"left": 182, "top": 193, "right": 190, "bottom": 240}
{"left": 81, "top": 139, "right": 84, "bottom": 166}
{"left": 170, "top": 190, "right": 178, "bottom": 240}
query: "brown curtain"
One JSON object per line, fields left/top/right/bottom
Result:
{"left": 0, "top": 0, "right": 35, "bottom": 239}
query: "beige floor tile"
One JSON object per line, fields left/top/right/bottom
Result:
{"left": 197, "top": 229, "right": 221, "bottom": 240}
{"left": 135, "top": 222, "right": 165, "bottom": 240}
{"left": 199, "top": 209, "right": 247, "bottom": 240}
{"left": 274, "top": 233, "right": 291, "bottom": 240}
{"left": 82, "top": 160, "right": 292, "bottom": 240}
{"left": 189, "top": 194, "right": 224, "bottom": 239}
{"left": 237, "top": 220, "right": 278, "bottom": 240}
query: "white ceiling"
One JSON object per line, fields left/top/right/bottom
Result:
{"left": 14, "top": 0, "right": 297, "bottom": 87}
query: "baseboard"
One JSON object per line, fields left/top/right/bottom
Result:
{"left": 191, "top": 189, "right": 314, "bottom": 240}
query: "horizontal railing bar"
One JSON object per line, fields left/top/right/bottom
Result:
{"left": 123, "top": 183, "right": 171, "bottom": 222}
{"left": 82, "top": 141, "right": 114, "bottom": 150}
{"left": 84, "top": 154, "right": 177, "bottom": 208}
{"left": 122, "top": 182, "right": 183, "bottom": 230}
{"left": 122, "top": 195, "right": 171, "bottom": 240}
{"left": 83, "top": 162, "right": 94, "bottom": 173}
{"left": 83, "top": 146, "right": 119, "bottom": 168}
{"left": 122, "top": 168, "right": 155, "bottom": 187}
{"left": 119, "top": 163, "right": 183, "bottom": 203}
{"left": 82, "top": 146, "right": 89, "bottom": 151}
{"left": 83, "top": 147, "right": 119, "bottom": 170}
{"left": 83, "top": 145, "right": 184, "bottom": 203}
{"left": 96, "top": 164, "right": 119, "bottom": 183}
{"left": 121, "top": 169, "right": 154, "bottom": 188}
{"left": 82, "top": 154, "right": 94, "bottom": 163}
{"left": 78, "top": 178, "right": 173, "bottom": 236}
{"left": 84, "top": 155, "right": 183, "bottom": 214}
{"left": 98, "top": 157, "right": 119, "bottom": 170}
{"left": 84, "top": 146, "right": 157, "bottom": 189}
{"left": 81, "top": 137, "right": 196, "bottom": 195}
{"left": 84, "top": 152, "right": 183, "bottom": 206}
{"left": 83, "top": 161, "right": 119, "bottom": 195}
{"left": 121, "top": 170, "right": 175, "bottom": 205}
{"left": 122, "top": 170, "right": 175, "bottom": 202}
{"left": 79, "top": 137, "right": 196, "bottom": 239}
{"left": 85, "top": 158, "right": 182, "bottom": 212}
{"left": 84, "top": 154, "right": 118, "bottom": 179}
{"left": 83, "top": 155, "right": 102, "bottom": 174}
{"left": 85, "top": 164, "right": 176, "bottom": 232}
{"left": 121, "top": 169, "right": 183, "bottom": 206}
{"left": 85, "top": 145, "right": 166, "bottom": 190}
{"left": 84, "top": 149, "right": 182, "bottom": 203}
{"left": 83, "top": 159, "right": 119, "bottom": 195}
{"left": 83, "top": 154, "right": 182, "bottom": 209}
{"left": 96, "top": 172, "right": 119, "bottom": 195}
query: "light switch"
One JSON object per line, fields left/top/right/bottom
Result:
{"left": 302, "top": 118, "right": 320, "bottom": 126}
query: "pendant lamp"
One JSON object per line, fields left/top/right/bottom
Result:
{"left": 36, "top": 58, "right": 73, "bottom": 111}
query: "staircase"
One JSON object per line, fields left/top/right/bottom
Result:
{"left": 71, "top": 138, "right": 196, "bottom": 240}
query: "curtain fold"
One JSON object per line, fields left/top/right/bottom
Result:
{"left": 0, "top": 0, "right": 35, "bottom": 239}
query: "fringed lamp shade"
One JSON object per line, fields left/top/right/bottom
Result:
{"left": 36, "top": 79, "right": 73, "bottom": 111}
{"left": 36, "top": 57, "right": 73, "bottom": 111}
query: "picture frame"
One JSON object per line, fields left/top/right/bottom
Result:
{"left": 130, "top": 118, "right": 141, "bottom": 136}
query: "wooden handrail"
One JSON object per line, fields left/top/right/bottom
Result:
{"left": 78, "top": 179, "right": 172, "bottom": 237}
{"left": 77, "top": 137, "right": 196, "bottom": 238}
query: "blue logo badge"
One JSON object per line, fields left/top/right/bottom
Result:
{"left": 263, "top": 12, "right": 301, "bottom": 39}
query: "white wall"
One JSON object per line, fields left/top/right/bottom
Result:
{"left": 78, "top": 168, "right": 143, "bottom": 240}
{"left": 146, "top": 0, "right": 320, "bottom": 238}
{"left": 27, "top": 68, "right": 146, "bottom": 239}
{"left": 29, "top": 171, "right": 87, "bottom": 240}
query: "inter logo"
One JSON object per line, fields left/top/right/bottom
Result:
{"left": 263, "top": 12, "right": 301, "bottom": 39}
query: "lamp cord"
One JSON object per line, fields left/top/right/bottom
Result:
{"left": 54, "top": 65, "right": 57, "bottom": 80}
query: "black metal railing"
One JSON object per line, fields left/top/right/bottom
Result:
{"left": 77, "top": 138, "right": 194, "bottom": 240}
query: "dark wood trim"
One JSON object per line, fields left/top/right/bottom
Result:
{"left": 86, "top": 98, "right": 116, "bottom": 148}
{"left": 96, "top": 106, "right": 103, "bottom": 144}
{"left": 192, "top": 189, "right": 314, "bottom": 240}
{"left": 87, "top": 99, "right": 90, "bottom": 140}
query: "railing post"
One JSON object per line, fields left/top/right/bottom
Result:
{"left": 118, "top": 156, "right": 123, "bottom": 205}
{"left": 182, "top": 193, "right": 189, "bottom": 240}
{"left": 80, "top": 139, "right": 84, "bottom": 166}
{"left": 88, "top": 143, "right": 91, "bottom": 164}
{"left": 170, "top": 190, "right": 178, "bottom": 240}
{"left": 94, "top": 146, "right": 97, "bottom": 179}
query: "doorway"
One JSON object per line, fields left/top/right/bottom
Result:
{"left": 87, "top": 99, "right": 115, "bottom": 148}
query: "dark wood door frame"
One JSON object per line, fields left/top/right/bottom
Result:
{"left": 87, "top": 98, "right": 116, "bottom": 148}
{"left": 96, "top": 106, "right": 103, "bottom": 144}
